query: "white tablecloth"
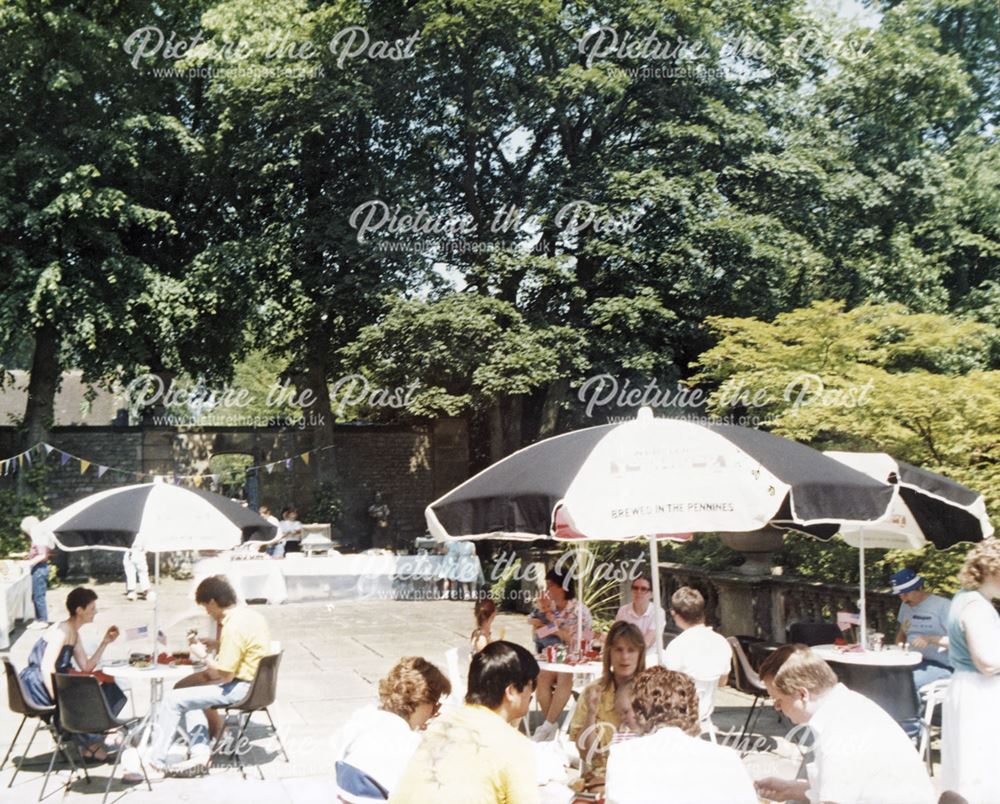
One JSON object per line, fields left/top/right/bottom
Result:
{"left": 0, "top": 571, "right": 34, "bottom": 649}
{"left": 193, "top": 553, "right": 484, "bottom": 605}
{"left": 812, "top": 644, "right": 922, "bottom": 667}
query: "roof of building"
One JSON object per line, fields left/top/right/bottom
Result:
{"left": 0, "top": 370, "right": 121, "bottom": 427}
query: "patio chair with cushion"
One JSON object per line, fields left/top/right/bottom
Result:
{"left": 2, "top": 658, "right": 84, "bottom": 793}
{"left": 50, "top": 673, "right": 149, "bottom": 804}
{"left": 210, "top": 651, "right": 289, "bottom": 780}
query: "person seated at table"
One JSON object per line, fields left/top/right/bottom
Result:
{"left": 390, "top": 641, "right": 539, "bottom": 803}
{"left": 754, "top": 644, "right": 935, "bottom": 804}
{"left": 613, "top": 575, "right": 665, "bottom": 655}
{"left": 528, "top": 568, "right": 593, "bottom": 742}
{"left": 570, "top": 621, "right": 646, "bottom": 777}
{"left": 146, "top": 575, "right": 271, "bottom": 777}
{"left": 662, "top": 586, "right": 731, "bottom": 728}
{"left": 278, "top": 505, "right": 303, "bottom": 555}
{"left": 19, "top": 586, "right": 126, "bottom": 760}
{"left": 891, "top": 568, "right": 953, "bottom": 689}
{"left": 334, "top": 656, "right": 451, "bottom": 800}
{"left": 605, "top": 666, "right": 756, "bottom": 803}
{"left": 471, "top": 597, "right": 503, "bottom": 653}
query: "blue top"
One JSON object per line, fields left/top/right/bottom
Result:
{"left": 18, "top": 634, "right": 75, "bottom": 707}
{"left": 946, "top": 589, "right": 995, "bottom": 673}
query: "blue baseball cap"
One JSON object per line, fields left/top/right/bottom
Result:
{"left": 890, "top": 568, "right": 925, "bottom": 595}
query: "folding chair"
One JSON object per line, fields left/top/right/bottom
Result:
{"left": 918, "top": 678, "right": 950, "bottom": 772}
{"left": 727, "top": 637, "right": 769, "bottom": 751}
{"left": 211, "top": 652, "right": 289, "bottom": 779}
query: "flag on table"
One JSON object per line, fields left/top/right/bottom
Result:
{"left": 126, "top": 626, "right": 149, "bottom": 641}
{"left": 836, "top": 611, "right": 861, "bottom": 631}
{"left": 158, "top": 629, "right": 167, "bottom": 646}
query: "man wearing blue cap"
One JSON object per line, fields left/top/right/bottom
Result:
{"left": 892, "top": 568, "right": 953, "bottom": 689}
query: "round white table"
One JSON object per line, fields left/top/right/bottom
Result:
{"left": 812, "top": 644, "right": 922, "bottom": 667}
{"left": 104, "top": 662, "right": 202, "bottom": 745}
{"left": 537, "top": 659, "right": 603, "bottom": 676}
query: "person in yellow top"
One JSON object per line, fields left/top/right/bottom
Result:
{"left": 390, "top": 641, "right": 540, "bottom": 804}
{"left": 146, "top": 575, "right": 271, "bottom": 777}
{"left": 570, "top": 621, "right": 645, "bottom": 776}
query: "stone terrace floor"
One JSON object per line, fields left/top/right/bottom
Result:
{"left": 2, "top": 578, "right": 939, "bottom": 803}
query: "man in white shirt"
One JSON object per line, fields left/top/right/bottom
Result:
{"left": 614, "top": 575, "right": 666, "bottom": 654}
{"left": 754, "top": 644, "right": 935, "bottom": 804}
{"left": 891, "top": 568, "right": 953, "bottom": 688}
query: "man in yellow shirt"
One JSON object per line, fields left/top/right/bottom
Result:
{"left": 147, "top": 575, "right": 271, "bottom": 777}
{"left": 391, "top": 641, "right": 540, "bottom": 803}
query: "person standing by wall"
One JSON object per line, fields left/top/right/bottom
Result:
{"left": 279, "top": 505, "right": 303, "bottom": 554}
{"left": 123, "top": 547, "right": 151, "bottom": 601}
{"left": 21, "top": 515, "right": 53, "bottom": 628}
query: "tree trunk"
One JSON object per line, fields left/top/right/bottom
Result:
{"left": 23, "top": 322, "right": 60, "bottom": 449}
{"left": 538, "top": 378, "right": 569, "bottom": 438}
{"left": 488, "top": 402, "right": 504, "bottom": 463}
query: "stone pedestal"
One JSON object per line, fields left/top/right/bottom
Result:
{"left": 719, "top": 529, "right": 784, "bottom": 576}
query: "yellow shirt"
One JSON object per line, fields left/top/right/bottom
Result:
{"left": 390, "top": 704, "right": 539, "bottom": 804}
{"left": 569, "top": 681, "right": 620, "bottom": 773}
{"left": 215, "top": 606, "right": 271, "bottom": 681}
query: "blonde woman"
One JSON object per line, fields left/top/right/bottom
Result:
{"left": 941, "top": 540, "right": 1000, "bottom": 804}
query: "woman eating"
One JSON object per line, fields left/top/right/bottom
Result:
{"left": 528, "top": 567, "right": 593, "bottom": 742}
{"left": 19, "top": 587, "right": 126, "bottom": 760}
{"left": 569, "top": 621, "right": 645, "bottom": 777}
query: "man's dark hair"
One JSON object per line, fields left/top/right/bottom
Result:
{"left": 66, "top": 587, "right": 97, "bottom": 617}
{"left": 545, "top": 567, "right": 576, "bottom": 600}
{"left": 466, "top": 640, "right": 539, "bottom": 709}
{"left": 195, "top": 575, "right": 238, "bottom": 608}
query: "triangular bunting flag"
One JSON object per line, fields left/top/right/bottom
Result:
{"left": 193, "top": 476, "right": 203, "bottom": 488}
{"left": 284, "top": 458, "right": 292, "bottom": 470}
{"left": 210, "top": 474, "right": 220, "bottom": 484}
{"left": 24, "top": 450, "right": 32, "bottom": 465}
{"left": 59, "top": 451, "right": 71, "bottom": 466}
{"left": 97, "top": 465, "right": 109, "bottom": 478}
{"left": 80, "top": 460, "right": 91, "bottom": 474}
{"left": 43, "top": 443, "right": 55, "bottom": 455}
{"left": 300, "top": 452, "right": 310, "bottom": 465}
{"left": 18, "top": 454, "right": 24, "bottom": 468}
{"left": 265, "top": 463, "right": 274, "bottom": 474}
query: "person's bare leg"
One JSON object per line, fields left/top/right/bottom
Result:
{"left": 545, "top": 674, "right": 573, "bottom": 724}
{"left": 205, "top": 708, "right": 224, "bottom": 742}
{"left": 535, "top": 670, "right": 554, "bottom": 719}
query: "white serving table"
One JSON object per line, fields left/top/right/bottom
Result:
{"left": 0, "top": 569, "right": 34, "bottom": 649}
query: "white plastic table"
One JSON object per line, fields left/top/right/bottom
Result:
{"left": 0, "top": 570, "right": 33, "bottom": 650}
{"left": 812, "top": 644, "right": 922, "bottom": 667}
{"left": 537, "top": 660, "right": 603, "bottom": 677}
{"left": 104, "top": 662, "right": 200, "bottom": 745}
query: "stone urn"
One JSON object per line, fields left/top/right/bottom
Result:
{"left": 719, "top": 528, "right": 785, "bottom": 576}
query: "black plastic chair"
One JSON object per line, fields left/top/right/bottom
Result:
{"left": 825, "top": 660, "right": 924, "bottom": 744}
{"left": 50, "top": 673, "right": 149, "bottom": 804}
{"left": 727, "top": 637, "right": 769, "bottom": 751}
{"left": 787, "top": 622, "right": 843, "bottom": 647}
{"left": 212, "top": 652, "right": 289, "bottom": 779}
{"left": 2, "top": 659, "right": 84, "bottom": 794}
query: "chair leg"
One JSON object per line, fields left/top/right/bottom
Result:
{"left": 38, "top": 735, "right": 65, "bottom": 802}
{"left": 101, "top": 737, "right": 126, "bottom": 804}
{"left": 1, "top": 715, "right": 27, "bottom": 774}
{"left": 738, "top": 697, "right": 759, "bottom": 754}
{"left": 263, "top": 708, "right": 289, "bottom": 762}
{"left": 9, "top": 718, "right": 45, "bottom": 787}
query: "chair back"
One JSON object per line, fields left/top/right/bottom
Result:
{"left": 235, "top": 652, "right": 282, "bottom": 712}
{"left": 787, "top": 622, "right": 842, "bottom": 647}
{"left": 826, "top": 661, "right": 921, "bottom": 723}
{"left": 4, "top": 658, "right": 53, "bottom": 717}
{"left": 53, "top": 673, "right": 119, "bottom": 735}
{"left": 443, "top": 645, "right": 470, "bottom": 707}
{"left": 727, "top": 637, "right": 766, "bottom": 695}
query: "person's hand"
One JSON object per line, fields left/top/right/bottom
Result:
{"left": 103, "top": 626, "right": 120, "bottom": 644}
{"left": 753, "top": 777, "right": 798, "bottom": 802}
{"left": 911, "top": 635, "right": 929, "bottom": 648}
{"left": 189, "top": 641, "right": 208, "bottom": 661}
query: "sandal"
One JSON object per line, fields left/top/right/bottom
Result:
{"left": 80, "top": 744, "right": 109, "bottom": 762}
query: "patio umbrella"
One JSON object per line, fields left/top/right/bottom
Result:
{"left": 426, "top": 407, "right": 896, "bottom": 662}
{"left": 791, "top": 452, "right": 994, "bottom": 646}
{"left": 40, "top": 481, "right": 276, "bottom": 660}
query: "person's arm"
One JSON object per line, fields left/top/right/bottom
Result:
{"left": 962, "top": 603, "right": 1000, "bottom": 675}
{"left": 753, "top": 777, "right": 810, "bottom": 802}
{"left": 910, "top": 634, "right": 949, "bottom": 650}
{"left": 188, "top": 639, "right": 236, "bottom": 683}
{"left": 40, "top": 630, "right": 66, "bottom": 699}
{"left": 73, "top": 626, "right": 119, "bottom": 673}
{"left": 894, "top": 626, "right": 907, "bottom": 645}
{"left": 570, "top": 685, "right": 602, "bottom": 760}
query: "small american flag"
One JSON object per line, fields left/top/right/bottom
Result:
{"left": 125, "top": 626, "right": 149, "bottom": 641}
{"left": 837, "top": 611, "right": 861, "bottom": 630}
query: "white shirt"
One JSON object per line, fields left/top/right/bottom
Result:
{"left": 333, "top": 706, "right": 420, "bottom": 796}
{"left": 806, "top": 684, "right": 935, "bottom": 804}
{"left": 898, "top": 594, "right": 952, "bottom": 665}
{"left": 614, "top": 603, "right": 667, "bottom": 648}
{"left": 662, "top": 624, "right": 731, "bottom": 681}
{"left": 606, "top": 726, "right": 757, "bottom": 804}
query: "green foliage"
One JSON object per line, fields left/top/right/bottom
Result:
{"left": 488, "top": 555, "right": 523, "bottom": 612}
{"left": 657, "top": 536, "right": 742, "bottom": 573}
{"left": 305, "top": 482, "right": 344, "bottom": 527}
{"left": 0, "top": 465, "right": 50, "bottom": 557}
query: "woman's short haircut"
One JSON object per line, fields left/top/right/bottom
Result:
{"left": 669, "top": 586, "right": 706, "bottom": 623}
{"left": 194, "top": 575, "right": 238, "bottom": 608}
{"left": 66, "top": 587, "right": 97, "bottom": 617}
{"left": 466, "top": 640, "right": 539, "bottom": 709}
{"left": 630, "top": 666, "right": 700, "bottom": 737}
{"left": 545, "top": 567, "right": 576, "bottom": 599}
{"left": 378, "top": 657, "right": 451, "bottom": 721}
{"left": 601, "top": 621, "right": 646, "bottom": 688}
{"left": 759, "top": 644, "right": 838, "bottom": 696}
{"left": 957, "top": 540, "right": 1000, "bottom": 590}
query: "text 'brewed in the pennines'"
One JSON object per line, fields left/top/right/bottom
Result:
{"left": 609, "top": 502, "right": 736, "bottom": 519}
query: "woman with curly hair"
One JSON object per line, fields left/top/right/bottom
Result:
{"left": 569, "top": 621, "right": 645, "bottom": 776}
{"left": 941, "top": 540, "right": 1000, "bottom": 803}
{"left": 334, "top": 656, "right": 451, "bottom": 801}
{"left": 604, "top": 667, "right": 756, "bottom": 803}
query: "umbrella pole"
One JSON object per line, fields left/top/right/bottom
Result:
{"left": 577, "top": 543, "right": 583, "bottom": 653}
{"left": 152, "top": 552, "right": 160, "bottom": 665}
{"left": 649, "top": 537, "right": 665, "bottom": 666}
{"left": 858, "top": 530, "right": 867, "bottom": 649}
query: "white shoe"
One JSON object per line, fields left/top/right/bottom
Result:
{"left": 126, "top": 591, "right": 137, "bottom": 601}
{"left": 532, "top": 720, "right": 558, "bottom": 742}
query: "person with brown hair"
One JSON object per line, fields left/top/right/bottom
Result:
{"left": 471, "top": 597, "right": 501, "bottom": 652}
{"left": 940, "top": 540, "right": 1000, "bottom": 803}
{"left": 613, "top": 574, "right": 665, "bottom": 653}
{"left": 334, "top": 656, "right": 451, "bottom": 800}
{"left": 569, "top": 621, "right": 645, "bottom": 775}
{"left": 754, "top": 644, "right": 934, "bottom": 804}
{"left": 604, "top": 667, "right": 756, "bottom": 803}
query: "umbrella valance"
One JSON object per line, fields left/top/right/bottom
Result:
{"left": 426, "top": 412, "right": 896, "bottom": 542}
